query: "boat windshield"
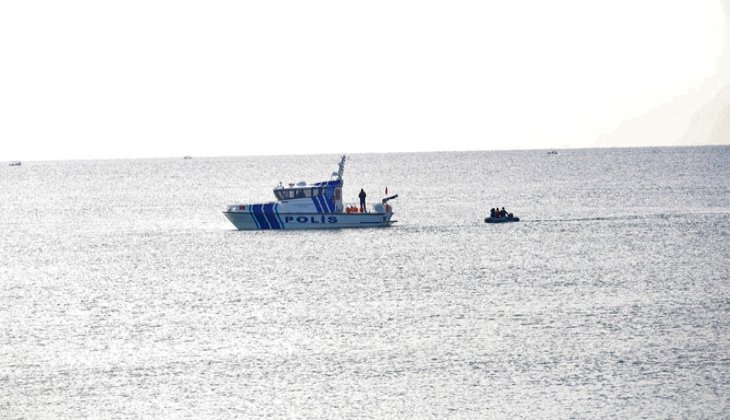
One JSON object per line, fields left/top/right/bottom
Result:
{"left": 274, "top": 187, "right": 324, "bottom": 201}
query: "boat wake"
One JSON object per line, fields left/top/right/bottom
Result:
{"left": 528, "top": 210, "right": 730, "bottom": 223}
{"left": 526, "top": 216, "right": 630, "bottom": 223}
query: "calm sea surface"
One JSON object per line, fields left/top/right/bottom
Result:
{"left": 1, "top": 147, "right": 729, "bottom": 419}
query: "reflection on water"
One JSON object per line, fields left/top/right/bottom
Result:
{"left": 1, "top": 147, "right": 729, "bottom": 418}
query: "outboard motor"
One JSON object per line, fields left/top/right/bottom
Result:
{"left": 382, "top": 194, "right": 399, "bottom": 204}
{"left": 373, "top": 194, "right": 398, "bottom": 214}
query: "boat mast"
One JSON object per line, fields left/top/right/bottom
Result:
{"left": 334, "top": 155, "right": 347, "bottom": 180}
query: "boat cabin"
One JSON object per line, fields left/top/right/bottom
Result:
{"left": 273, "top": 180, "right": 343, "bottom": 213}
{"left": 274, "top": 186, "right": 332, "bottom": 201}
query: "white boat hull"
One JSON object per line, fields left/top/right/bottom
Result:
{"left": 223, "top": 156, "right": 397, "bottom": 231}
{"left": 223, "top": 210, "right": 394, "bottom": 230}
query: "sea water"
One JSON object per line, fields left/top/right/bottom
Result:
{"left": 1, "top": 147, "right": 729, "bottom": 418}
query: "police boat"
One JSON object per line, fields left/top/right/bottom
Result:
{"left": 223, "top": 156, "right": 397, "bottom": 230}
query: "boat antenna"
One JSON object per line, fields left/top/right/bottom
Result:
{"left": 334, "top": 155, "right": 347, "bottom": 180}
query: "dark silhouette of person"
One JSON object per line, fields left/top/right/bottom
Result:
{"left": 500, "top": 207, "right": 507, "bottom": 217}
{"left": 359, "top": 188, "right": 367, "bottom": 212}
{"left": 490, "top": 208, "right": 496, "bottom": 218}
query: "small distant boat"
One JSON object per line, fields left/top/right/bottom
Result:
{"left": 9, "top": 161, "right": 21, "bottom": 166}
{"left": 183, "top": 156, "right": 192, "bottom": 160}
{"left": 547, "top": 150, "right": 558, "bottom": 155}
{"left": 485, "top": 214, "right": 520, "bottom": 223}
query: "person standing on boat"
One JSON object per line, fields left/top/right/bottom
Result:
{"left": 359, "top": 188, "right": 367, "bottom": 213}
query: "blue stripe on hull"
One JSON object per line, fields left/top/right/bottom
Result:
{"left": 274, "top": 204, "right": 285, "bottom": 229}
{"left": 317, "top": 195, "right": 328, "bottom": 213}
{"left": 251, "top": 205, "right": 270, "bottom": 229}
{"left": 312, "top": 197, "right": 323, "bottom": 213}
{"left": 250, "top": 208, "right": 261, "bottom": 229}
{"left": 323, "top": 186, "right": 334, "bottom": 212}
{"left": 263, "top": 203, "right": 281, "bottom": 229}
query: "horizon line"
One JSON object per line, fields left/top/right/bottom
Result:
{"left": 4, "top": 143, "right": 729, "bottom": 164}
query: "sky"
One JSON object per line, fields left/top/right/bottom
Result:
{"left": 1, "top": 0, "right": 729, "bottom": 161}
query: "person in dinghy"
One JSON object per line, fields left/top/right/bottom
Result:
{"left": 485, "top": 206, "right": 520, "bottom": 223}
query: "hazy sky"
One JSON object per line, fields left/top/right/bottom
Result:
{"left": 1, "top": 1, "right": 728, "bottom": 161}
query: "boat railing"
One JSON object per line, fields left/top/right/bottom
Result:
{"left": 344, "top": 203, "right": 368, "bottom": 213}
{"left": 343, "top": 202, "right": 391, "bottom": 214}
